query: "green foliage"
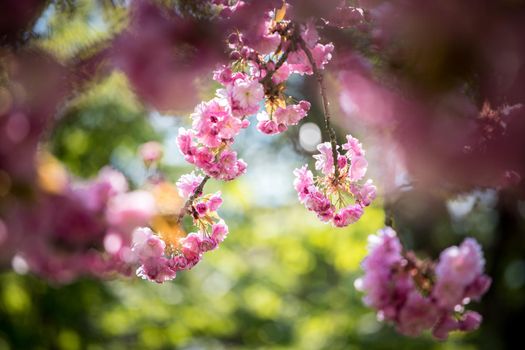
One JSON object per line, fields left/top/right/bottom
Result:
{"left": 50, "top": 72, "right": 158, "bottom": 178}
{"left": 37, "top": 0, "right": 127, "bottom": 61}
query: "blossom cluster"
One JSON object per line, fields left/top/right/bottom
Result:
{"left": 131, "top": 180, "right": 228, "bottom": 283}
{"left": 294, "top": 135, "right": 376, "bottom": 227}
{"left": 133, "top": 3, "right": 339, "bottom": 282}
{"left": 355, "top": 227, "right": 491, "bottom": 340}
{"left": 4, "top": 159, "right": 159, "bottom": 283}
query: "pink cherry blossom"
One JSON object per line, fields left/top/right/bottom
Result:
{"left": 460, "top": 311, "right": 483, "bottom": 332}
{"left": 207, "top": 192, "right": 223, "bottom": 212}
{"left": 231, "top": 79, "right": 264, "bottom": 114}
{"left": 272, "top": 63, "right": 291, "bottom": 84}
{"left": 211, "top": 220, "right": 229, "bottom": 244}
{"left": 342, "top": 134, "right": 365, "bottom": 157}
{"left": 256, "top": 111, "right": 284, "bottom": 134}
{"left": 132, "top": 227, "right": 165, "bottom": 261}
{"left": 464, "top": 274, "right": 492, "bottom": 301}
{"left": 357, "top": 229, "right": 490, "bottom": 340}
{"left": 434, "top": 238, "right": 487, "bottom": 308}
{"left": 437, "top": 238, "right": 485, "bottom": 285}
{"left": 349, "top": 155, "right": 368, "bottom": 181}
{"left": 176, "top": 127, "right": 195, "bottom": 155}
{"left": 295, "top": 134, "right": 374, "bottom": 227}
{"left": 432, "top": 314, "right": 461, "bottom": 340}
{"left": 304, "top": 190, "right": 334, "bottom": 221}
{"left": 191, "top": 98, "right": 240, "bottom": 147}
{"left": 333, "top": 205, "right": 363, "bottom": 227}
{"left": 313, "top": 142, "right": 335, "bottom": 176}
{"left": 139, "top": 141, "right": 163, "bottom": 164}
{"left": 249, "top": 15, "right": 281, "bottom": 55}
{"left": 195, "top": 202, "right": 208, "bottom": 216}
{"left": 352, "top": 180, "right": 377, "bottom": 207}
{"left": 273, "top": 101, "right": 310, "bottom": 126}
{"left": 358, "top": 228, "right": 409, "bottom": 316}
{"left": 176, "top": 172, "right": 204, "bottom": 198}
{"left": 136, "top": 257, "right": 177, "bottom": 283}
{"left": 213, "top": 150, "right": 247, "bottom": 181}
{"left": 397, "top": 291, "right": 439, "bottom": 337}
{"left": 293, "top": 165, "right": 315, "bottom": 203}
{"left": 287, "top": 43, "right": 334, "bottom": 75}
{"left": 180, "top": 233, "right": 203, "bottom": 262}
{"left": 132, "top": 228, "right": 177, "bottom": 283}
{"left": 257, "top": 120, "right": 281, "bottom": 134}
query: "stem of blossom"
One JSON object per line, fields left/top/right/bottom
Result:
{"left": 297, "top": 38, "right": 340, "bottom": 181}
{"left": 177, "top": 175, "right": 210, "bottom": 223}
{"left": 259, "top": 47, "right": 290, "bottom": 87}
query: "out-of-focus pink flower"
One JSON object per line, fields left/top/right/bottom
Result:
{"left": 397, "top": 291, "right": 439, "bottom": 337}
{"left": 349, "top": 155, "right": 368, "bottom": 181}
{"left": 432, "top": 314, "right": 460, "bottom": 341}
{"left": 287, "top": 43, "right": 334, "bottom": 75}
{"left": 132, "top": 227, "right": 165, "bottom": 260}
{"left": 357, "top": 228, "right": 490, "bottom": 340}
{"left": 106, "top": 191, "right": 157, "bottom": 233}
{"left": 139, "top": 141, "right": 163, "bottom": 164}
{"left": 433, "top": 238, "right": 487, "bottom": 308}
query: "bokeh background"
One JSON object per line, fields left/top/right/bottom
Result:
{"left": 1, "top": 0, "right": 525, "bottom": 349}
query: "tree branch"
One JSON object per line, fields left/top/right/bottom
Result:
{"left": 297, "top": 37, "right": 340, "bottom": 182}
{"left": 177, "top": 175, "right": 210, "bottom": 223}
{"left": 259, "top": 48, "right": 290, "bottom": 86}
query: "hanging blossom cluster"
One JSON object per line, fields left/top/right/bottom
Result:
{"left": 131, "top": 183, "right": 228, "bottom": 283}
{"left": 130, "top": 3, "right": 369, "bottom": 283}
{"left": 355, "top": 227, "right": 491, "bottom": 340}
{"left": 294, "top": 135, "right": 376, "bottom": 227}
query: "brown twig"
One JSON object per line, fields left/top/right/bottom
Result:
{"left": 176, "top": 175, "right": 210, "bottom": 223}
{"left": 297, "top": 37, "right": 340, "bottom": 182}
{"left": 259, "top": 48, "right": 290, "bottom": 86}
